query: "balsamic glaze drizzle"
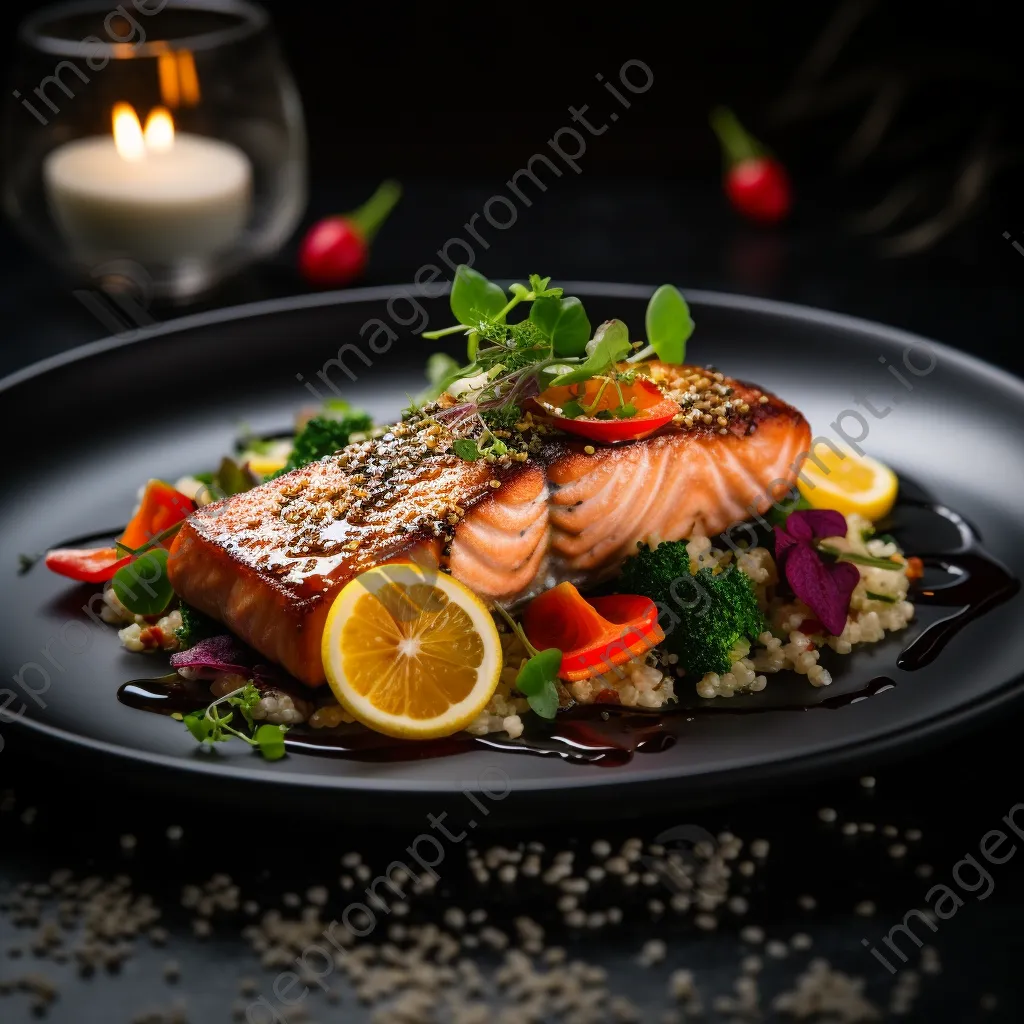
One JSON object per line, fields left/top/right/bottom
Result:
{"left": 107, "top": 497, "right": 1020, "bottom": 767}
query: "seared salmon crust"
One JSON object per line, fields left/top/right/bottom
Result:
{"left": 168, "top": 363, "right": 811, "bottom": 685}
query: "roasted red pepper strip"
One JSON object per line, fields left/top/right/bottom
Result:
{"left": 45, "top": 480, "right": 194, "bottom": 583}
{"left": 533, "top": 377, "right": 678, "bottom": 445}
{"left": 118, "top": 480, "right": 195, "bottom": 552}
{"left": 522, "top": 582, "right": 664, "bottom": 682}
{"left": 44, "top": 547, "right": 131, "bottom": 583}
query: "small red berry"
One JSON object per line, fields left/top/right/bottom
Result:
{"left": 711, "top": 107, "right": 792, "bottom": 224}
{"left": 725, "top": 157, "right": 791, "bottom": 224}
{"left": 299, "top": 218, "right": 367, "bottom": 286}
{"left": 298, "top": 180, "right": 401, "bottom": 287}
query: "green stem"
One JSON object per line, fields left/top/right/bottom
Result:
{"left": 422, "top": 324, "right": 469, "bottom": 340}
{"left": 818, "top": 545, "right": 905, "bottom": 571}
{"left": 584, "top": 377, "right": 611, "bottom": 416}
{"left": 492, "top": 603, "right": 539, "bottom": 656}
{"left": 346, "top": 179, "right": 402, "bottom": 242}
{"left": 494, "top": 294, "right": 525, "bottom": 323}
{"left": 709, "top": 106, "right": 761, "bottom": 166}
{"left": 627, "top": 343, "right": 655, "bottom": 363}
{"left": 114, "top": 521, "right": 183, "bottom": 558}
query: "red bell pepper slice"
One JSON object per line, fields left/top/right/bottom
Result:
{"left": 44, "top": 547, "right": 132, "bottom": 584}
{"left": 45, "top": 480, "right": 195, "bottom": 584}
{"left": 533, "top": 377, "right": 678, "bottom": 444}
{"left": 522, "top": 582, "right": 664, "bottom": 682}
{"left": 118, "top": 480, "right": 195, "bottom": 552}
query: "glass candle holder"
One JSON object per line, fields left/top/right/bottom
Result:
{"left": 4, "top": 0, "right": 307, "bottom": 301}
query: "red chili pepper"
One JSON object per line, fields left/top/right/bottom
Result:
{"left": 522, "top": 582, "right": 664, "bottom": 683}
{"left": 710, "top": 107, "right": 791, "bottom": 223}
{"left": 532, "top": 377, "right": 679, "bottom": 445}
{"left": 299, "top": 180, "right": 402, "bottom": 287}
{"left": 45, "top": 480, "right": 195, "bottom": 584}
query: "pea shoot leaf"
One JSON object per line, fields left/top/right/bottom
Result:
{"left": 111, "top": 548, "right": 174, "bottom": 616}
{"left": 645, "top": 285, "right": 694, "bottom": 364}
{"left": 530, "top": 295, "right": 591, "bottom": 357}
{"left": 450, "top": 266, "right": 507, "bottom": 325}
{"left": 453, "top": 438, "right": 481, "bottom": 461}
{"left": 255, "top": 724, "right": 288, "bottom": 761}
{"left": 549, "top": 320, "right": 631, "bottom": 387}
{"left": 515, "top": 647, "right": 563, "bottom": 720}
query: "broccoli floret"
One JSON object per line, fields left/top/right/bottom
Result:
{"left": 174, "top": 602, "right": 219, "bottom": 648}
{"left": 269, "top": 410, "right": 373, "bottom": 479}
{"left": 618, "top": 541, "right": 765, "bottom": 676}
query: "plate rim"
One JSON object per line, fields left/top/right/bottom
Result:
{"left": 5, "top": 283, "right": 1024, "bottom": 795}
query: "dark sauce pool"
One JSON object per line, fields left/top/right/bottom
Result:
{"left": 115, "top": 498, "right": 1019, "bottom": 767}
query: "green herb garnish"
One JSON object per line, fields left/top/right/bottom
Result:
{"left": 418, "top": 267, "right": 692, "bottom": 428}
{"left": 111, "top": 548, "right": 174, "bottom": 616}
{"left": 818, "top": 545, "right": 906, "bottom": 571}
{"left": 174, "top": 683, "right": 288, "bottom": 761}
{"left": 269, "top": 408, "right": 373, "bottom": 479}
{"left": 452, "top": 438, "right": 481, "bottom": 461}
{"left": 174, "top": 602, "right": 219, "bottom": 648}
{"left": 515, "top": 648, "right": 563, "bottom": 720}
{"left": 640, "top": 284, "right": 695, "bottom": 364}
{"left": 865, "top": 591, "right": 898, "bottom": 603}
{"left": 493, "top": 604, "right": 562, "bottom": 721}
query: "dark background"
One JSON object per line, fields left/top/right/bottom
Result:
{"left": 2, "top": 2, "right": 1024, "bottom": 1022}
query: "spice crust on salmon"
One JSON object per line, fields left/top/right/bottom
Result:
{"left": 168, "top": 362, "right": 811, "bottom": 686}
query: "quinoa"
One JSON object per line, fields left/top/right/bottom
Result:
{"left": 687, "top": 514, "right": 915, "bottom": 699}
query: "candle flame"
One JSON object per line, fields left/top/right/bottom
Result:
{"left": 157, "top": 51, "right": 180, "bottom": 108}
{"left": 157, "top": 49, "right": 200, "bottom": 108}
{"left": 112, "top": 102, "right": 145, "bottom": 162}
{"left": 144, "top": 107, "right": 175, "bottom": 152}
{"left": 178, "top": 51, "right": 201, "bottom": 106}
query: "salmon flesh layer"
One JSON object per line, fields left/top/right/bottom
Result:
{"left": 168, "top": 363, "right": 812, "bottom": 685}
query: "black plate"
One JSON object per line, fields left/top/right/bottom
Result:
{"left": 2, "top": 285, "right": 1023, "bottom": 818}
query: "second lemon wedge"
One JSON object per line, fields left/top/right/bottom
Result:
{"left": 797, "top": 445, "right": 898, "bottom": 522}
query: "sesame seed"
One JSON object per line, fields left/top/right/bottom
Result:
{"left": 584, "top": 445, "right": 596, "bottom": 455}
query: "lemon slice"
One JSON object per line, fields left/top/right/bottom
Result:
{"left": 798, "top": 445, "right": 898, "bottom": 521}
{"left": 241, "top": 439, "right": 292, "bottom": 478}
{"left": 322, "top": 564, "right": 502, "bottom": 739}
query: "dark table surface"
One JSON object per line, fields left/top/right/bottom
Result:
{"left": 2, "top": 178, "right": 1024, "bottom": 1023}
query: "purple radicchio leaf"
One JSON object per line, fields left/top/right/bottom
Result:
{"left": 783, "top": 544, "right": 861, "bottom": 635}
{"left": 169, "top": 634, "right": 249, "bottom": 675}
{"left": 169, "top": 635, "right": 287, "bottom": 686}
{"left": 787, "top": 509, "right": 848, "bottom": 543}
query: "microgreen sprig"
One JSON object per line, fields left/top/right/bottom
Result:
{"left": 419, "top": 267, "right": 694, "bottom": 458}
{"left": 172, "top": 683, "right": 288, "bottom": 761}
{"left": 493, "top": 604, "right": 562, "bottom": 720}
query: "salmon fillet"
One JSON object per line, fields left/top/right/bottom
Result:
{"left": 168, "top": 363, "right": 811, "bottom": 685}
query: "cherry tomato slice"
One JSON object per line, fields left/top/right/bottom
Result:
{"left": 533, "top": 377, "right": 678, "bottom": 444}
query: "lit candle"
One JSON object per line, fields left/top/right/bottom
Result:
{"left": 43, "top": 103, "right": 252, "bottom": 265}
